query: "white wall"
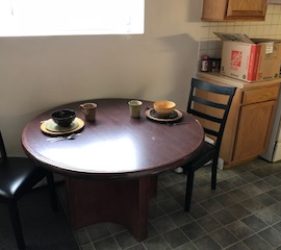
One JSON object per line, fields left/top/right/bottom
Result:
{"left": 0, "top": 0, "right": 203, "bottom": 155}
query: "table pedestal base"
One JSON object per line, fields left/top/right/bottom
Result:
{"left": 65, "top": 176, "right": 156, "bottom": 241}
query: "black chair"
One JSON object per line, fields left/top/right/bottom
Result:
{"left": 0, "top": 131, "right": 57, "bottom": 250}
{"left": 183, "top": 78, "right": 236, "bottom": 211}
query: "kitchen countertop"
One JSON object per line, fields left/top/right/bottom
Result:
{"left": 197, "top": 72, "right": 281, "bottom": 89}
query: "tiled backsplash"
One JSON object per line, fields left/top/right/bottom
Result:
{"left": 199, "top": 4, "right": 281, "bottom": 59}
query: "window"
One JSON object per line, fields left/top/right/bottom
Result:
{"left": 0, "top": 0, "right": 144, "bottom": 36}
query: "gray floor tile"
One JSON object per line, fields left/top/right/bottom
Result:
{"left": 226, "top": 220, "right": 254, "bottom": 239}
{"left": 80, "top": 242, "right": 94, "bottom": 250}
{"left": 253, "top": 180, "right": 274, "bottom": 193}
{"left": 126, "top": 243, "right": 146, "bottom": 250}
{"left": 254, "top": 207, "right": 281, "bottom": 225}
{"left": 273, "top": 221, "right": 281, "bottom": 232}
{"left": 212, "top": 209, "right": 236, "bottom": 225}
{"left": 181, "top": 221, "right": 206, "bottom": 240}
{"left": 197, "top": 215, "right": 222, "bottom": 232}
{"left": 87, "top": 223, "right": 110, "bottom": 242}
{"left": 255, "top": 193, "right": 277, "bottom": 207}
{"left": 200, "top": 198, "right": 224, "bottom": 214}
{"left": 209, "top": 228, "right": 237, "bottom": 248}
{"left": 192, "top": 186, "right": 219, "bottom": 203}
{"left": 114, "top": 231, "right": 138, "bottom": 249}
{"left": 189, "top": 204, "right": 208, "bottom": 219}
{"left": 106, "top": 223, "right": 127, "bottom": 235}
{"left": 217, "top": 176, "right": 246, "bottom": 192}
{"left": 238, "top": 171, "right": 261, "bottom": 183}
{"left": 149, "top": 203, "right": 165, "bottom": 220}
{"left": 258, "top": 227, "right": 281, "bottom": 247}
{"left": 157, "top": 198, "right": 182, "bottom": 214}
{"left": 240, "top": 198, "right": 265, "bottom": 212}
{"left": 242, "top": 215, "right": 268, "bottom": 232}
{"left": 268, "top": 188, "right": 281, "bottom": 201}
{"left": 227, "top": 189, "right": 249, "bottom": 203}
{"left": 269, "top": 202, "right": 281, "bottom": 217}
{"left": 263, "top": 175, "right": 281, "bottom": 187}
{"left": 227, "top": 203, "right": 251, "bottom": 219}
{"left": 158, "top": 173, "right": 176, "bottom": 188}
{"left": 94, "top": 236, "right": 121, "bottom": 250}
{"left": 168, "top": 210, "right": 193, "bottom": 227}
{"left": 243, "top": 234, "right": 274, "bottom": 250}
{"left": 151, "top": 215, "right": 177, "bottom": 234}
{"left": 225, "top": 241, "right": 250, "bottom": 250}
{"left": 144, "top": 235, "right": 170, "bottom": 250}
{"left": 214, "top": 193, "right": 236, "bottom": 207}
{"left": 166, "top": 183, "right": 186, "bottom": 198}
{"left": 75, "top": 228, "right": 90, "bottom": 245}
{"left": 251, "top": 168, "right": 273, "bottom": 178}
{"left": 154, "top": 188, "right": 172, "bottom": 202}
{"left": 163, "top": 228, "right": 189, "bottom": 249}
{"left": 147, "top": 222, "right": 158, "bottom": 239}
{"left": 241, "top": 183, "right": 264, "bottom": 197}
{"left": 193, "top": 235, "right": 222, "bottom": 250}
{"left": 174, "top": 241, "right": 197, "bottom": 250}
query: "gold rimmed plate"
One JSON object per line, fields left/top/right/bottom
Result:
{"left": 40, "top": 118, "right": 85, "bottom": 136}
{"left": 145, "top": 108, "right": 183, "bottom": 123}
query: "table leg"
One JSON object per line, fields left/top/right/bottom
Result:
{"left": 65, "top": 175, "right": 156, "bottom": 241}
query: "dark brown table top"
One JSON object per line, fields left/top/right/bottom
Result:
{"left": 22, "top": 98, "right": 204, "bottom": 179}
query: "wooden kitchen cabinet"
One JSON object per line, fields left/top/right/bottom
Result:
{"left": 202, "top": 0, "right": 267, "bottom": 21}
{"left": 197, "top": 73, "right": 281, "bottom": 167}
{"left": 233, "top": 100, "right": 276, "bottom": 161}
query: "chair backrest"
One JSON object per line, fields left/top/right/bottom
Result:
{"left": 0, "top": 131, "right": 7, "bottom": 162}
{"left": 187, "top": 78, "right": 236, "bottom": 151}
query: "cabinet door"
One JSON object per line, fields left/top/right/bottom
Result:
{"left": 202, "top": 0, "right": 228, "bottom": 21}
{"left": 226, "top": 0, "right": 267, "bottom": 19}
{"left": 233, "top": 100, "right": 276, "bottom": 161}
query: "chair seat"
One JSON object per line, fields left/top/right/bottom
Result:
{"left": 0, "top": 157, "right": 45, "bottom": 200}
{"left": 184, "top": 142, "right": 216, "bottom": 172}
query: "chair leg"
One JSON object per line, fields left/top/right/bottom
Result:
{"left": 8, "top": 200, "right": 26, "bottom": 250}
{"left": 211, "top": 157, "right": 218, "bottom": 190}
{"left": 46, "top": 173, "right": 58, "bottom": 211}
{"left": 184, "top": 170, "right": 195, "bottom": 212}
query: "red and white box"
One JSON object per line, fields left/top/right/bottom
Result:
{"left": 216, "top": 33, "right": 281, "bottom": 82}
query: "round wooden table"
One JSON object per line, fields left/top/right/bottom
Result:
{"left": 22, "top": 98, "right": 204, "bottom": 240}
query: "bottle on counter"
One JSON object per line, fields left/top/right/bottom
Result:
{"left": 200, "top": 55, "right": 209, "bottom": 72}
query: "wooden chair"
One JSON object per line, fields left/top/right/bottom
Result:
{"left": 183, "top": 78, "right": 236, "bottom": 211}
{"left": 0, "top": 131, "right": 57, "bottom": 250}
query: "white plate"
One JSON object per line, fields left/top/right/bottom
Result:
{"left": 40, "top": 118, "right": 85, "bottom": 135}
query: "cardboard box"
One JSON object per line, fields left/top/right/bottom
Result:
{"left": 216, "top": 33, "right": 281, "bottom": 82}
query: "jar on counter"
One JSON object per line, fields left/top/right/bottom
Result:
{"left": 200, "top": 55, "right": 209, "bottom": 72}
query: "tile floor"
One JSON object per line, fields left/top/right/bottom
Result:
{"left": 75, "top": 158, "right": 281, "bottom": 250}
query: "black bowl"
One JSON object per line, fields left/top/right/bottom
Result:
{"left": 51, "top": 109, "right": 76, "bottom": 127}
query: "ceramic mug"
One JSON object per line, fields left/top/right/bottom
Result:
{"left": 80, "top": 103, "right": 97, "bottom": 122}
{"left": 128, "top": 100, "right": 142, "bottom": 118}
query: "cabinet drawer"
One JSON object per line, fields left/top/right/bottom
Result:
{"left": 242, "top": 85, "right": 279, "bottom": 105}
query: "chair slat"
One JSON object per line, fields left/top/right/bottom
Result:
{"left": 192, "top": 78, "right": 235, "bottom": 96}
{"left": 191, "top": 96, "right": 227, "bottom": 110}
{"left": 189, "top": 109, "right": 223, "bottom": 124}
